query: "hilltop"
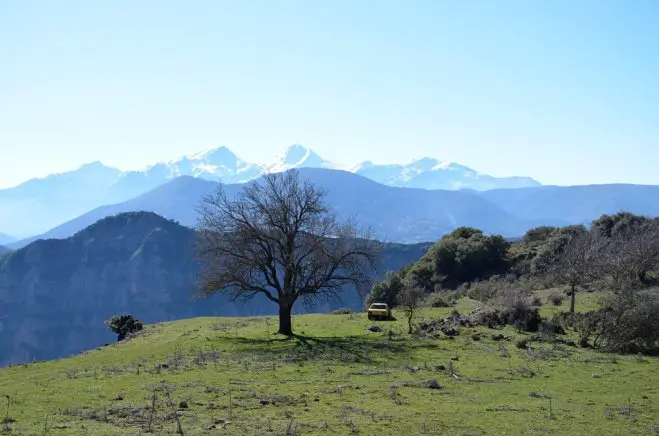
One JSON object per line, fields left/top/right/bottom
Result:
{"left": 0, "top": 303, "right": 657, "bottom": 435}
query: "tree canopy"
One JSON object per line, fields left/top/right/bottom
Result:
{"left": 195, "top": 169, "right": 381, "bottom": 336}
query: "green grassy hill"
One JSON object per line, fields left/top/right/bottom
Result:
{"left": 0, "top": 298, "right": 657, "bottom": 435}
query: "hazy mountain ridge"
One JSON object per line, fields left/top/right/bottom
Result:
{"left": 10, "top": 169, "right": 554, "bottom": 249}
{"left": 0, "top": 144, "right": 540, "bottom": 237}
{"left": 0, "top": 212, "right": 430, "bottom": 364}
{"left": 0, "top": 232, "right": 15, "bottom": 245}
{"left": 353, "top": 158, "right": 540, "bottom": 190}
{"left": 478, "top": 184, "right": 659, "bottom": 224}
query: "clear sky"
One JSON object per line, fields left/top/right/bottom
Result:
{"left": 1, "top": 0, "right": 658, "bottom": 188}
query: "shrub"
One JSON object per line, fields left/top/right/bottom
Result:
{"left": 468, "top": 290, "right": 543, "bottom": 332}
{"left": 365, "top": 271, "right": 406, "bottom": 308}
{"left": 598, "top": 290, "right": 659, "bottom": 353}
{"left": 408, "top": 228, "right": 511, "bottom": 290}
{"left": 331, "top": 307, "right": 354, "bottom": 315}
{"left": 425, "top": 293, "right": 454, "bottom": 308}
{"left": 552, "top": 290, "right": 659, "bottom": 353}
{"left": 516, "top": 338, "right": 530, "bottom": 349}
{"left": 105, "top": 314, "right": 143, "bottom": 342}
{"left": 547, "top": 292, "right": 564, "bottom": 306}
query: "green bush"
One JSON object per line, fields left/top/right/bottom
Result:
{"left": 365, "top": 271, "right": 406, "bottom": 308}
{"left": 105, "top": 314, "right": 143, "bottom": 342}
{"left": 408, "top": 227, "right": 511, "bottom": 291}
{"left": 425, "top": 293, "right": 454, "bottom": 308}
{"left": 547, "top": 292, "right": 564, "bottom": 306}
{"left": 331, "top": 307, "right": 354, "bottom": 315}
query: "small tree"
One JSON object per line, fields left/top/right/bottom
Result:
{"left": 400, "top": 287, "right": 423, "bottom": 334}
{"left": 600, "top": 223, "right": 659, "bottom": 292}
{"left": 545, "top": 230, "right": 606, "bottom": 323}
{"left": 195, "top": 169, "right": 381, "bottom": 336}
{"left": 105, "top": 314, "right": 143, "bottom": 341}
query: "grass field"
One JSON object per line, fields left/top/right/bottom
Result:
{"left": 0, "top": 294, "right": 657, "bottom": 435}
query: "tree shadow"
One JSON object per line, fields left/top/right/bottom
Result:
{"left": 226, "top": 333, "right": 417, "bottom": 364}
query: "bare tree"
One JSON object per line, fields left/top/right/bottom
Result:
{"left": 602, "top": 223, "right": 659, "bottom": 292}
{"left": 546, "top": 230, "right": 606, "bottom": 323}
{"left": 400, "top": 287, "right": 423, "bottom": 334}
{"left": 195, "top": 169, "right": 381, "bottom": 336}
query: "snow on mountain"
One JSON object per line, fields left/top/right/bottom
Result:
{"left": 133, "top": 146, "right": 262, "bottom": 183}
{"left": 267, "top": 144, "right": 344, "bottom": 172}
{"left": 353, "top": 157, "right": 540, "bottom": 191}
{"left": 0, "top": 143, "right": 541, "bottom": 237}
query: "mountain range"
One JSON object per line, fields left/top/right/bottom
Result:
{"left": 0, "top": 212, "right": 430, "bottom": 364}
{"left": 0, "top": 145, "right": 539, "bottom": 238}
{"left": 10, "top": 169, "right": 562, "bottom": 249}
{"left": 2, "top": 144, "right": 659, "bottom": 247}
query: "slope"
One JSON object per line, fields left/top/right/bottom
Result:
{"left": 0, "top": 211, "right": 430, "bottom": 364}
{"left": 12, "top": 169, "right": 548, "bottom": 249}
{"left": 0, "top": 309, "right": 656, "bottom": 435}
{"left": 0, "top": 245, "right": 10, "bottom": 256}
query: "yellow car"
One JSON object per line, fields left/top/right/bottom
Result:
{"left": 367, "top": 303, "right": 391, "bottom": 321}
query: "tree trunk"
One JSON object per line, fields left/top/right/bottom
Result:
{"left": 570, "top": 285, "right": 576, "bottom": 325}
{"left": 277, "top": 302, "right": 293, "bottom": 336}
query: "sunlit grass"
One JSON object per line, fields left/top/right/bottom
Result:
{"left": 0, "top": 302, "right": 657, "bottom": 435}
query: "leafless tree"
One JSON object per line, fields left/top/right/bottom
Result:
{"left": 602, "top": 223, "right": 659, "bottom": 292}
{"left": 400, "top": 287, "right": 423, "bottom": 334}
{"left": 546, "top": 230, "right": 607, "bottom": 323}
{"left": 195, "top": 169, "right": 381, "bottom": 336}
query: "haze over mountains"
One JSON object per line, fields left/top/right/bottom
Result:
{"left": 2, "top": 144, "right": 659, "bottom": 248}
{"left": 13, "top": 169, "right": 556, "bottom": 249}
{"left": 0, "top": 145, "right": 539, "bottom": 238}
{"left": 0, "top": 232, "right": 15, "bottom": 245}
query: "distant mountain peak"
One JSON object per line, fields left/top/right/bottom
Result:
{"left": 78, "top": 161, "right": 111, "bottom": 169}
{"left": 267, "top": 144, "right": 338, "bottom": 172}
{"left": 189, "top": 145, "right": 238, "bottom": 164}
{"left": 282, "top": 144, "right": 312, "bottom": 164}
{"left": 408, "top": 157, "right": 441, "bottom": 171}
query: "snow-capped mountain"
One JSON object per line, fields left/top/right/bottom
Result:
{"left": 353, "top": 157, "right": 540, "bottom": 191}
{"left": 266, "top": 144, "right": 344, "bottom": 172}
{"left": 0, "top": 143, "right": 540, "bottom": 237}
{"left": 110, "top": 146, "right": 262, "bottom": 196}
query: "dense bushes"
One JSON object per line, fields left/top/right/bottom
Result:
{"left": 365, "top": 270, "right": 406, "bottom": 308}
{"left": 105, "top": 314, "right": 143, "bottom": 341}
{"left": 408, "top": 227, "right": 511, "bottom": 291}
{"left": 547, "top": 292, "right": 565, "bottom": 306}
{"left": 552, "top": 290, "right": 659, "bottom": 353}
{"left": 363, "top": 213, "right": 659, "bottom": 352}
{"left": 424, "top": 292, "right": 454, "bottom": 308}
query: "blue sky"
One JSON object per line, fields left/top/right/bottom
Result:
{"left": 1, "top": 0, "right": 657, "bottom": 188}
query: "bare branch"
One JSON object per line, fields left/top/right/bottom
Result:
{"left": 194, "top": 169, "right": 381, "bottom": 335}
